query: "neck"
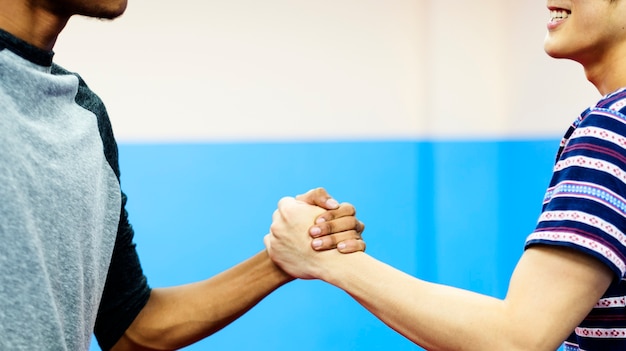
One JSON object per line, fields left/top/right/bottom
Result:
{"left": 580, "top": 44, "right": 626, "bottom": 96}
{"left": 0, "top": 0, "right": 70, "bottom": 51}
{"left": 585, "top": 63, "right": 626, "bottom": 96}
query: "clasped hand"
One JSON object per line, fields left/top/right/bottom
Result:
{"left": 264, "top": 188, "right": 365, "bottom": 279}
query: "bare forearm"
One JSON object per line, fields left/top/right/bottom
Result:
{"left": 317, "top": 252, "right": 508, "bottom": 350}
{"left": 318, "top": 251, "right": 592, "bottom": 351}
{"left": 267, "top": 197, "right": 613, "bottom": 350}
{"left": 112, "top": 250, "right": 292, "bottom": 351}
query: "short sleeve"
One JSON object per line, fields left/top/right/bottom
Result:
{"left": 525, "top": 108, "right": 626, "bottom": 280}
{"left": 56, "top": 67, "right": 153, "bottom": 350}
{"left": 94, "top": 192, "right": 152, "bottom": 350}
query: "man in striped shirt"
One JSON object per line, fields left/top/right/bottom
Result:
{"left": 265, "top": 1, "right": 626, "bottom": 350}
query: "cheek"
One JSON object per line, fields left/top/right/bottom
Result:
{"left": 605, "top": 21, "right": 626, "bottom": 43}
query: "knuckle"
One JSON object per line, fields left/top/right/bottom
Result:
{"left": 269, "top": 222, "right": 281, "bottom": 234}
{"left": 277, "top": 196, "right": 292, "bottom": 208}
{"left": 342, "top": 230, "right": 358, "bottom": 241}
{"left": 346, "top": 216, "right": 358, "bottom": 228}
{"left": 325, "top": 221, "right": 336, "bottom": 234}
{"left": 320, "top": 235, "right": 337, "bottom": 250}
{"left": 354, "top": 240, "right": 366, "bottom": 252}
{"left": 329, "top": 234, "right": 338, "bottom": 247}
{"left": 337, "top": 217, "right": 358, "bottom": 233}
{"left": 321, "top": 211, "right": 336, "bottom": 221}
{"left": 340, "top": 202, "right": 356, "bottom": 215}
{"left": 312, "top": 187, "right": 325, "bottom": 197}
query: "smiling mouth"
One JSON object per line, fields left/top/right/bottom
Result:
{"left": 549, "top": 8, "right": 570, "bottom": 22}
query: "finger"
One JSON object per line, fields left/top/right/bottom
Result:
{"left": 274, "top": 196, "right": 301, "bottom": 223}
{"left": 356, "top": 220, "right": 365, "bottom": 235}
{"left": 263, "top": 233, "right": 272, "bottom": 252}
{"left": 310, "top": 216, "right": 360, "bottom": 238}
{"left": 277, "top": 196, "right": 296, "bottom": 210}
{"left": 315, "top": 202, "right": 355, "bottom": 224}
{"left": 295, "top": 187, "right": 327, "bottom": 201}
{"left": 270, "top": 208, "right": 283, "bottom": 235}
{"left": 336, "top": 239, "right": 366, "bottom": 254}
{"left": 311, "top": 230, "right": 361, "bottom": 251}
{"left": 296, "top": 187, "right": 339, "bottom": 210}
{"left": 294, "top": 188, "right": 316, "bottom": 201}
{"left": 271, "top": 208, "right": 280, "bottom": 222}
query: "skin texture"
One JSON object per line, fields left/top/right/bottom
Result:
{"left": 266, "top": 197, "right": 614, "bottom": 351}
{"left": 265, "top": 1, "right": 626, "bottom": 349}
{"left": 112, "top": 189, "right": 365, "bottom": 351}
{"left": 544, "top": 0, "right": 626, "bottom": 94}
{"left": 0, "top": 1, "right": 367, "bottom": 349}
{"left": 0, "top": 0, "right": 127, "bottom": 50}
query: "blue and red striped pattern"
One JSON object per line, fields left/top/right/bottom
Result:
{"left": 527, "top": 89, "right": 626, "bottom": 350}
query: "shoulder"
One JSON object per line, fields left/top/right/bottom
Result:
{"left": 571, "top": 91, "right": 626, "bottom": 149}
{"left": 580, "top": 89, "right": 626, "bottom": 131}
{"left": 51, "top": 63, "right": 121, "bottom": 179}
{"left": 51, "top": 64, "right": 107, "bottom": 118}
{"left": 595, "top": 88, "right": 626, "bottom": 113}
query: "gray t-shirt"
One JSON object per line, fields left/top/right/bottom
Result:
{"left": 0, "top": 29, "right": 150, "bottom": 350}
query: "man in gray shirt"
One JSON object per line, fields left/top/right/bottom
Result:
{"left": 0, "top": 0, "right": 366, "bottom": 350}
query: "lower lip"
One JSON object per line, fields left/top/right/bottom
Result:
{"left": 547, "top": 18, "right": 565, "bottom": 30}
{"left": 547, "top": 14, "right": 569, "bottom": 30}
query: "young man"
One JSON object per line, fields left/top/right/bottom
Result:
{"left": 0, "top": 0, "right": 366, "bottom": 350}
{"left": 266, "top": 0, "right": 626, "bottom": 350}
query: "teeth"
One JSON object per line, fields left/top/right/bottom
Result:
{"left": 550, "top": 9, "right": 570, "bottom": 21}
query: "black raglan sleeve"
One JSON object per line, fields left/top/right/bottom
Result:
{"left": 56, "top": 65, "right": 152, "bottom": 350}
{"left": 94, "top": 192, "right": 152, "bottom": 351}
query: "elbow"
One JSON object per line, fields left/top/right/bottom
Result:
{"left": 498, "top": 326, "right": 566, "bottom": 351}
{"left": 110, "top": 329, "right": 178, "bottom": 351}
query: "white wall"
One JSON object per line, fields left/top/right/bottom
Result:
{"left": 423, "top": 0, "right": 598, "bottom": 139}
{"left": 54, "top": 0, "right": 599, "bottom": 142}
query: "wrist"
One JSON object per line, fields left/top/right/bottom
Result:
{"left": 315, "top": 250, "right": 366, "bottom": 285}
{"left": 261, "top": 250, "right": 296, "bottom": 285}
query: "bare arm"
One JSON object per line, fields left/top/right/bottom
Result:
{"left": 266, "top": 197, "right": 614, "bottom": 351}
{"left": 112, "top": 250, "right": 289, "bottom": 351}
{"left": 316, "top": 247, "right": 612, "bottom": 351}
{"left": 111, "top": 188, "right": 365, "bottom": 351}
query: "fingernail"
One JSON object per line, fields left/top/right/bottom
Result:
{"left": 326, "top": 198, "right": 339, "bottom": 209}
{"left": 337, "top": 242, "right": 346, "bottom": 250}
{"left": 312, "top": 239, "right": 323, "bottom": 249}
{"left": 310, "top": 226, "right": 321, "bottom": 236}
{"left": 315, "top": 217, "right": 326, "bottom": 224}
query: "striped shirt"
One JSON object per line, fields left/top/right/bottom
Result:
{"left": 526, "top": 88, "right": 626, "bottom": 350}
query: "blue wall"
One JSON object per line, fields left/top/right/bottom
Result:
{"left": 92, "top": 139, "right": 559, "bottom": 350}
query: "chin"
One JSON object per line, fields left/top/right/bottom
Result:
{"left": 544, "top": 44, "right": 581, "bottom": 62}
{"left": 544, "top": 39, "right": 568, "bottom": 60}
{"left": 71, "top": 0, "right": 128, "bottom": 20}
{"left": 98, "top": 1, "right": 128, "bottom": 19}
{"left": 544, "top": 48, "right": 566, "bottom": 59}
